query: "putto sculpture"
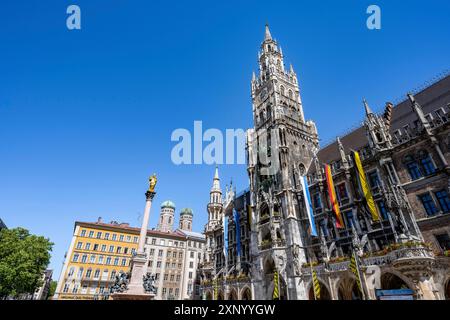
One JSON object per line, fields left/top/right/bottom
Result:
{"left": 142, "top": 273, "right": 157, "bottom": 294}
{"left": 110, "top": 271, "right": 130, "bottom": 293}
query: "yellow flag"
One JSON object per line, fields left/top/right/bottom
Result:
{"left": 312, "top": 269, "right": 321, "bottom": 300}
{"left": 353, "top": 151, "right": 380, "bottom": 222}
{"left": 350, "top": 253, "right": 363, "bottom": 295}
{"left": 273, "top": 271, "right": 279, "bottom": 300}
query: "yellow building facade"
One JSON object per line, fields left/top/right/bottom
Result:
{"left": 54, "top": 220, "right": 140, "bottom": 300}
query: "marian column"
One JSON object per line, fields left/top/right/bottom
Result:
{"left": 111, "top": 174, "right": 157, "bottom": 300}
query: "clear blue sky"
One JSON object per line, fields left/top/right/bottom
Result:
{"left": 0, "top": 0, "right": 449, "bottom": 279}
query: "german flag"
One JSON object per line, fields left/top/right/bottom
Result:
{"left": 350, "top": 252, "right": 363, "bottom": 295}
{"left": 324, "top": 164, "right": 344, "bottom": 228}
{"left": 312, "top": 269, "right": 321, "bottom": 300}
{"left": 273, "top": 271, "right": 279, "bottom": 300}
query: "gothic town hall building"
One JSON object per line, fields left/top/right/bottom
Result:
{"left": 198, "top": 25, "right": 450, "bottom": 300}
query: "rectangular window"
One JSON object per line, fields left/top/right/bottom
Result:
{"left": 85, "top": 269, "right": 92, "bottom": 278}
{"left": 164, "top": 274, "right": 168, "bottom": 280}
{"left": 368, "top": 171, "right": 380, "bottom": 193}
{"left": 176, "top": 275, "right": 181, "bottom": 282}
{"left": 134, "top": 236, "right": 138, "bottom": 243}
{"left": 318, "top": 220, "right": 328, "bottom": 237}
{"left": 93, "top": 244, "right": 99, "bottom": 251}
{"left": 112, "top": 234, "right": 117, "bottom": 241}
{"left": 435, "top": 190, "right": 450, "bottom": 213}
{"left": 171, "top": 262, "right": 176, "bottom": 268}
{"left": 94, "top": 270, "right": 100, "bottom": 279}
{"left": 116, "top": 246, "right": 122, "bottom": 254}
{"left": 90, "top": 255, "right": 96, "bottom": 263}
{"left": 88, "top": 231, "right": 94, "bottom": 238}
{"left": 121, "top": 258, "right": 127, "bottom": 266}
{"left": 435, "top": 233, "right": 450, "bottom": 251}
{"left": 72, "top": 253, "right": 79, "bottom": 262}
{"left": 419, "top": 193, "right": 438, "bottom": 216}
{"left": 76, "top": 242, "right": 83, "bottom": 249}
{"left": 81, "top": 254, "right": 87, "bottom": 263}
{"left": 101, "top": 245, "right": 106, "bottom": 252}
{"left": 85, "top": 243, "right": 91, "bottom": 250}
{"left": 114, "top": 258, "right": 119, "bottom": 266}
{"left": 151, "top": 238, "right": 156, "bottom": 245}
{"left": 96, "top": 232, "right": 102, "bottom": 239}
{"left": 188, "top": 272, "right": 193, "bottom": 279}
{"left": 336, "top": 183, "right": 348, "bottom": 203}
{"left": 190, "top": 251, "right": 194, "bottom": 258}
{"left": 167, "top": 251, "right": 171, "bottom": 257}
{"left": 104, "top": 233, "right": 110, "bottom": 240}
{"left": 119, "top": 235, "right": 124, "bottom": 242}
{"left": 160, "top": 239, "right": 165, "bottom": 246}
{"left": 126, "top": 236, "right": 131, "bottom": 242}
{"left": 109, "top": 245, "right": 114, "bottom": 253}
{"left": 179, "top": 252, "right": 183, "bottom": 258}
{"left": 80, "top": 230, "right": 86, "bottom": 237}
{"left": 157, "top": 261, "right": 161, "bottom": 268}
{"left": 312, "top": 193, "right": 322, "bottom": 210}
{"left": 421, "top": 155, "right": 436, "bottom": 175}
{"left": 148, "top": 260, "right": 153, "bottom": 267}
{"left": 344, "top": 211, "right": 355, "bottom": 228}
{"left": 158, "top": 250, "right": 163, "bottom": 257}
{"left": 98, "top": 255, "right": 104, "bottom": 264}
{"left": 106, "top": 257, "right": 111, "bottom": 265}
{"left": 150, "top": 248, "right": 155, "bottom": 256}
{"left": 407, "top": 162, "right": 422, "bottom": 180}
{"left": 189, "top": 261, "right": 193, "bottom": 268}
{"left": 124, "top": 247, "right": 128, "bottom": 254}
{"left": 377, "top": 201, "right": 389, "bottom": 220}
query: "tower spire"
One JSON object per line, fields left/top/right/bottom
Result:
{"left": 363, "top": 98, "right": 373, "bottom": 115}
{"left": 212, "top": 166, "right": 220, "bottom": 191}
{"left": 264, "top": 23, "right": 272, "bottom": 41}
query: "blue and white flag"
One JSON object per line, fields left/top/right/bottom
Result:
{"left": 223, "top": 214, "right": 228, "bottom": 259}
{"left": 301, "top": 176, "right": 318, "bottom": 236}
{"left": 233, "top": 209, "right": 241, "bottom": 257}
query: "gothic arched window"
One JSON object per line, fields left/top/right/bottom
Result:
{"left": 288, "top": 90, "right": 293, "bottom": 99}
{"left": 280, "top": 85, "right": 285, "bottom": 96}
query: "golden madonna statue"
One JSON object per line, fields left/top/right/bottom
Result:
{"left": 148, "top": 174, "right": 157, "bottom": 192}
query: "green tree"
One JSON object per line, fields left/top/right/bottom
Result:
{"left": 0, "top": 227, "right": 53, "bottom": 299}
{"left": 47, "top": 280, "right": 57, "bottom": 299}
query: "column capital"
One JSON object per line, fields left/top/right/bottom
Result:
{"left": 145, "top": 191, "right": 156, "bottom": 201}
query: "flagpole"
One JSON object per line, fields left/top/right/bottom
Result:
{"left": 309, "top": 260, "right": 317, "bottom": 300}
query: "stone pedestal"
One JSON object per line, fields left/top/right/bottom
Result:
{"left": 111, "top": 253, "right": 155, "bottom": 300}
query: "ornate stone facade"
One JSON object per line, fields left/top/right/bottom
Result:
{"left": 199, "top": 25, "right": 450, "bottom": 300}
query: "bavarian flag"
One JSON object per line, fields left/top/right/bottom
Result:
{"left": 324, "top": 164, "right": 344, "bottom": 228}
{"left": 312, "top": 269, "right": 321, "bottom": 300}
{"left": 353, "top": 151, "right": 380, "bottom": 222}
{"left": 350, "top": 252, "right": 363, "bottom": 295}
{"left": 273, "top": 271, "right": 280, "bottom": 300}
